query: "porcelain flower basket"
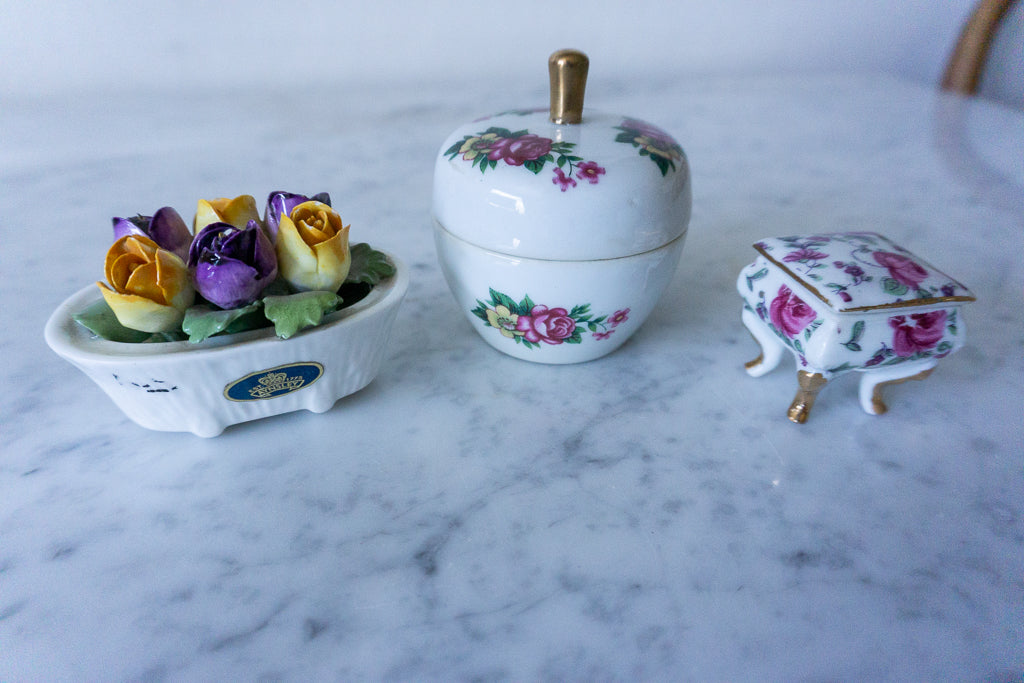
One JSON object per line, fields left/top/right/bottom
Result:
{"left": 46, "top": 253, "right": 407, "bottom": 437}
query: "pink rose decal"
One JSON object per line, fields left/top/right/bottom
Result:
{"left": 490, "top": 134, "right": 552, "bottom": 166}
{"left": 615, "top": 118, "right": 684, "bottom": 176}
{"left": 889, "top": 310, "right": 947, "bottom": 356}
{"left": 472, "top": 289, "right": 618, "bottom": 349}
{"left": 516, "top": 305, "right": 576, "bottom": 345}
{"left": 769, "top": 285, "right": 817, "bottom": 338}
{"left": 874, "top": 251, "right": 928, "bottom": 288}
{"left": 444, "top": 126, "right": 605, "bottom": 190}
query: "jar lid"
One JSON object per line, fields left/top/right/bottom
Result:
{"left": 432, "top": 50, "right": 691, "bottom": 261}
{"left": 753, "top": 232, "right": 976, "bottom": 312}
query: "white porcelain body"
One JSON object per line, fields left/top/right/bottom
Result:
{"left": 435, "top": 223, "right": 684, "bottom": 364}
{"left": 432, "top": 109, "right": 691, "bottom": 362}
{"left": 45, "top": 254, "right": 408, "bottom": 437}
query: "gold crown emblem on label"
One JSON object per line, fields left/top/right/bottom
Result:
{"left": 248, "top": 371, "right": 305, "bottom": 399}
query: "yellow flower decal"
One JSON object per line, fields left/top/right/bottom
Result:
{"left": 193, "top": 195, "right": 261, "bottom": 233}
{"left": 96, "top": 235, "right": 195, "bottom": 332}
{"left": 634, "top": 135, "right": 682, "bottom": 162}
{"left": 458, "top": 132, "right": 499, "bottom": 161}
{"left": 485, "top": 305, "right": 522, "bottom": 338}
{"left": 275, "top": 200, "right": 351, "bottom": 292}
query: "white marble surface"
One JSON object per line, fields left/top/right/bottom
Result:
{"left": 2, "top": 72, "right": 1023, "bottom": 680}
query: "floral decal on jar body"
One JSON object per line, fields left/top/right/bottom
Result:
{"left": 444, "top": 126, "right": 605, "bottom": 192}
{"left": 471, "top": 288, "right": 628, "bottom": 349}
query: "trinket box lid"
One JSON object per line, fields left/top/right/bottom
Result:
{"left": 432, "top": 50, "right": 691, "bottom": 261}
{"left": 753, "top": 232, "right": 976, "bottom": 313}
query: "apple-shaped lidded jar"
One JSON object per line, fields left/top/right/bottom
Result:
{"left": 432, "top": 50, "right": 691, "bottom": 363}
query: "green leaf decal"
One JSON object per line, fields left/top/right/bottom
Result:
{"left": 745, "top": 267, "right": 769, "bottom": 290}
{"left": 263, "top": 291, "right": 342, "bottom": 340}
{"left": 523, "top": 159, "right": 545, "bottom": 174}
{"left": 882, "top": 277, "right": 908, "bottom": 296}
{"left": 850, "top": 320, "right": 865, "bottom": 343}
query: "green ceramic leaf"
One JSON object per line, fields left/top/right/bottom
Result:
{"left": 346, "top": 243, "right": 395, "bottom": 286}
{"left": 73, "top": 298, "right": 153, "bottom": 343}
{"left": 263, "top": 291, "right": 342, "bottom": 339}
{"left": 182, "top": 301, "right": 264, "bottom": 343}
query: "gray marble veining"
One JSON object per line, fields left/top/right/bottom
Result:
{"left": 1, "top": 73, "right": 1022, "bottom": 680}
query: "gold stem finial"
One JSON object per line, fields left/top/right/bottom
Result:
{"left": 549, "top": 49, "right": 589, "bottom": 124}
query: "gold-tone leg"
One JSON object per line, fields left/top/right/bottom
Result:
{"left": 787, "top": 371, "right": 828, "bottom": 424}
{"left": 869, "top": 367, "right": 935, "bottom": 415}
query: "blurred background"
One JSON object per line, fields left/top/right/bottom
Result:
{"left": 2, "top": 0, "right": 1017, "bottom": 106}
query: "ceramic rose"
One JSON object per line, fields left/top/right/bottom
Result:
{"left": 98, "top": 235, "right": 195, "bottom": 333}
{"left": 737, "top": 231, "right": 975, "bottom": 422}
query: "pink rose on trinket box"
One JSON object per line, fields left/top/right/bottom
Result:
{"left": 516, "top": 305, "right": 576, "bottom": 344}
{"left": 874, "top": 251, "right": 928, "bottom": 287}
{"left": 769, "top": 285, "right": 817, "bottom": 338}
{"left": 889, "top": 310, "right": 947, "bottom": 356}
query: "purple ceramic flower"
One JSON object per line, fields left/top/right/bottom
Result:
{"left": 112, "top": 207, "right": 192, "bottom": 261}
{"left": 264, "top": 190, "right": 331, "bottom": 241}
{"left": 188, "top": 220, "right": 278, "bottom": 309}
{"left": 769, "top": 285, "right": 817, "bottom": 338}
{"left": 516, "top": 305, "right": 576, "bottom": 345}
{"left": 889, "top": 310, "right": 946, "bottom": 357}
{"left": 874, "top": 251, "right": 928, "bottom": 288}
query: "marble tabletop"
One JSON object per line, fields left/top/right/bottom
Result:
{"left": 2, "top": 72, "right": 1022, "bottom": 680}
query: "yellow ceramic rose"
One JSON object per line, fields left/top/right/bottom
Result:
{"left": 97, "top": 235, "right": 195, "bottom": 332}
{"left": 275, "top": 200, "right": 351, "bottom": 292}
{"left": 193, "top": 194, "right": 261, "bottom": 233}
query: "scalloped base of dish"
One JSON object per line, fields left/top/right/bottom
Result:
{"left": 45, "top": 253, "right": 408, "bottom": 437}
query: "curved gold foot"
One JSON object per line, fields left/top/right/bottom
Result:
{"left": 787, "top": 371, "right": 828, "bottom": 424}
{"left": 868, "top": 367, "right": 935, "bottom": 415}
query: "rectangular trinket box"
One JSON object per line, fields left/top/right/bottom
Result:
{"left": 737, "top": 232, "right": 975, "bottom": 422}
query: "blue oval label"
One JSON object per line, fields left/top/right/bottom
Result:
{"left": 224, "top": 362, "right": 324, "bottom": 402}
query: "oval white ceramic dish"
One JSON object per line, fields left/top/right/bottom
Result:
{"left": 432, "top": 50, "right": 691, "bottom": 364}
{"left": 45, "top": 253, "right": 408, "bottom": 437}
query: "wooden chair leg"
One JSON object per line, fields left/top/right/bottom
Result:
{"left": 787, "top": 371, "right": 828, "bottom": 424}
